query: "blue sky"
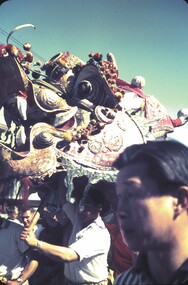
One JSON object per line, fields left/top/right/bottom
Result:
{"left": 0, "top": 0, "right": 188, "bottom": 144}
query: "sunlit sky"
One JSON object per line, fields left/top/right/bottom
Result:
{"left": 0, "top": 0, "right": 188, "bottom": 145}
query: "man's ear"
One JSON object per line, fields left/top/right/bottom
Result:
{"left": 174, "top": 186, "right": 188, "bottom": 218}
{"left": 177, "top": 186, "right": 188, "bottom": 207}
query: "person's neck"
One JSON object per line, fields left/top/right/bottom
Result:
{"left": 147, "top": 244, "right": 188, "bottom": 284}
{"left": 82, "top": 215, "right": 99, "bottom": 229}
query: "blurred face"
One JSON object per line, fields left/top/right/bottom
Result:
{"left": 10, "top": 209, "right": 19, "bottom": 220}
{"left": 41, "top": 206, "right": 59, "bottom": 228}
{"left": 78, "top": 198, "right": 100, "bottom": 227}
{"left": 116, "top": 162, "right": 176, "bottom": 252}
{"left": 22, "top": 210, "right": 34, "bottom": 227}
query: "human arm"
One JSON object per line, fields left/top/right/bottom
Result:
{"left": 21, "top": 228, "right": 79, "bottom": 262}
{"left": 6, "top": 259, "right": 38, "bottom": 285}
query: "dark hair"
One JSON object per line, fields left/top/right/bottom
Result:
{"left": 21, "top": 206, "right": 36, "bottom": 214}
{"left": 113, "top": 140, "right": 188, "bottom": 195}
{"left": 7, "top": 206, "right": 19, "bottom": 214}
{"left": 85, "top": 187, "right": 105, "bottom": 209}
{"left": 83, "top": 181, "right": 114, "bottom": 215}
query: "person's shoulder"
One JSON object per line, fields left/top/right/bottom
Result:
{"left": 114, "top": 268, "right": 135, "bottom": 285}
{"left": 8, "top": 219, "right": 24, "bottom": 231}
{"left": 8, "top": 218, "right": 23, "bottom": 225}
{"left": 93, "top": 217, "right": 110, "bottom": 232}
{"left": 114, "top": 272, "right": 127, "bottom": 285}
{"left": 0, "top": 218, "right": 23, "bottom": 236}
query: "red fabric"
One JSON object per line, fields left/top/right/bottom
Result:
{"left": 170, "top": 117, "right": 182, "bottom": 127}
{"left": 116, "top": 78, "right": 146, "bottom": 99}
{"left": 106, "top": 223, "right": 137, "bottom": 277}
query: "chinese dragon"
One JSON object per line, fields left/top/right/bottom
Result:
{"left": 0, "top": 24, "right": 187, "bottom": 208}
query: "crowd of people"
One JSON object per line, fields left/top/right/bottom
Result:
{"left": 1, "top": 139, "right": 188, "bottom": 285}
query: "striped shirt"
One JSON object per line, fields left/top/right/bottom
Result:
{"left": 114, "top": 254, "right": 188, "bottom": 285}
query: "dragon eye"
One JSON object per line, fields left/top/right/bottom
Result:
{"left": 0, "top": 48, "right": 9, "bottom": 57}
{"left": 78, "top": 80, "right": 92, "bottom": 97}
{"left": 2, "top": 52, "right": 9, "bottom": 57}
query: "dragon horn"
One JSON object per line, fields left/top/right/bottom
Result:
{"left": 6, "top": 24, "right": 36, "bottom": 44}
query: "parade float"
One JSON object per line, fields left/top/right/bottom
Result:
{"left": 0, "top": 24, "right": 187, "bottom": 213}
